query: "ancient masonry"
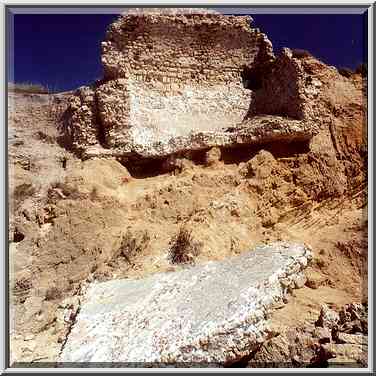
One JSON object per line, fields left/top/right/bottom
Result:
{"left": 65, "top": 9, "right": 320, "bottom": 160}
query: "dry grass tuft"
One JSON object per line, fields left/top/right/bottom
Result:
{"left": 47, "top": 181, "right": 82, "bottom": 201}
{"left": 118, "top": 229, "right": 150, "bottom": 264}
{"left": 291, "top": 49, "right": 312, "bottom": 59}
{"left": 168, "top": 227, "right": 202, "bottom": 264}
{"left": 338, "top": 67, "right": 354, "bottom": 78}
{"left": 9, "top": 82, "right": 49, "bottom": 94}
{"left": 45, "top": 286, "right": 62, "bottom": 301}
{"left": 355, "top": 63, "right": 367, "bottom": 77}
{"left": 35, "top": 130, "right": 56, "bottom": 144}
{"left": 13, "top": 183, "right": 36, "bottom": 208}
{"left": 89, "top": 186, "right": 99, "bottom": 201}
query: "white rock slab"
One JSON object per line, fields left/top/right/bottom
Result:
{"left": 60, "top": 242, "right": 312, "bottom": 366}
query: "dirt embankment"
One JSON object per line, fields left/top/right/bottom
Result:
{"left": 8, "top": 58, "right": 367, "bottom": 365}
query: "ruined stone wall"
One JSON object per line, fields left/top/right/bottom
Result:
{"left": 101, "top": 12, "right": 273, "bottom": 85}
{"left": 248, "top": 48, "right": 322, "bottom": 121}
{"left": 100, "top": 81, "right": 251, "bottom": 150}
{"left": 65, "top": 10, "right": 326, "bottom": 160}
{"left": 65, "top": 10, "right": 275, "bottom": 156}
{"left": 67, "top": 86, "right": 99, "bottom": 149}
{"left": 96, "top": 78, "right": 131, "bottom": 148}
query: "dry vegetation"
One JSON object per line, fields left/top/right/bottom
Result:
{"left": 355, "top": 63, "right": 367, "bottom": 77}
{"left": 13, "top": 183, "right": 36, "bottom": 209}
{"left": 117, "top": 229, "right": 151, "bottom": 265}
{"left": 291, "top": 48, "right": 312, "bottom": 59}
{"left": 338, "top": 67, "right": 354, "bottom": 78}
{"left": 9, "top": 82, "right": 49, "bottom": 94}
{"left": 168, "top": 227, "right": 202, "bottom": 264}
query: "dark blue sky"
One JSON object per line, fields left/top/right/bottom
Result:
{"left": 9, "top": 12, "right": 367, "bottom": 93}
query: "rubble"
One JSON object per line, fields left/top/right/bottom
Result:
{"left": 247, "top": 302, "right": 368, "bottom": 368}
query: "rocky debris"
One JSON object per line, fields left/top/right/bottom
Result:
{"left": 336, "top": 333, "right": 367, "bottom": 345}
{"left": 315, "top": 304, "right": 340, "bottom": 329}
{"left": 247, "top": 302, "right": 368, "bottom": 367}
{"left": 305, "top": 269, "right": 329, "bottom": 289}
{"left": 248, "top": 327, "right": 315, "bottom": 368}
{"left": 311, "top": 303, "right": 368, "bottom": 367}
{"left": 204, "top": 147, "right": 222, "bottom": 167}
{"left": 323, "top": 343, "right": 366, "bottom": 367}
{"left": 60, "top": 242, "right": 312, "bottom": 365}
{"left": 55, "top": 296, "right": 81, "bottom": 345}
{"left": 313, "top": 327, "right": 331, "bottom": 343}
{"left": 239, "top": 149, "right": 276, "bottom": 179}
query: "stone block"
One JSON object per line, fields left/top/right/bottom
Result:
{"left": 60, "top": 242, "right": 312, "bottom": 365}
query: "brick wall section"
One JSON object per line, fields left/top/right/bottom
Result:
{"left": 96, "top": 79, "right": 131, "bottom": 148}
{"left": 67, "top": 86, "right": 99, "bottom": 149}
{"left": 101, "top": 13, "right": 273, "bottom": 85}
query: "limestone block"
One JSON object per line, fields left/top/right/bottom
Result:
{"left": 60, "top": 242, "right": 312, "bottom": 365}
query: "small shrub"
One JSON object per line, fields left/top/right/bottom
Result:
{"left": 9, "top": 82, "right": 48, "bottom": 94}
{"left": 121, "top": 176, "right": 131, "bottom": 184}
{"left": 57, "top": 155, "right": 68, "bottom": 169}
{"left": 35, "top": 130, "right": 55, "bottom": 144}
{"left": 45, "top": 286, "right": 62, "bottom": 301}
{"left": 13, "top": 183, "right": 36, "bottom": 206}
{"left": 89, "top": 186, "right": 99, "bottom": 201}
{"left": 13, "top": 227, "right": 25, "bottom": 243}
{"left": 168, "top": 227, "right": 202, "bottom": 264}
{"left": 118, "top": 229, "right": 150, "bottom": 264}
{"left": 13, "top": 276, "right": 32, "bottom": 295}
{"left": 291, "top": 49, "right": 312, "bottom": 59}
{"left": 315, "top": 257, "right": 328, "bottom": 269}
{"left": 47, "top": 181, "right": 81, "bottom": 201}
{"left": 355, "top": 63, "right": 367, "bottom": 77}
{"left": 338, "top": 67, "right": 354, "bottom": 78}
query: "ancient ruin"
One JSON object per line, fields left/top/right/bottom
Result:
{"left": 65, "top": 9, "right": 320, "bottom": 160}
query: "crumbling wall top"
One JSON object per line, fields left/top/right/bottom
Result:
{"left": 101, "top": 9, "right": 273, "bottom": 84}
